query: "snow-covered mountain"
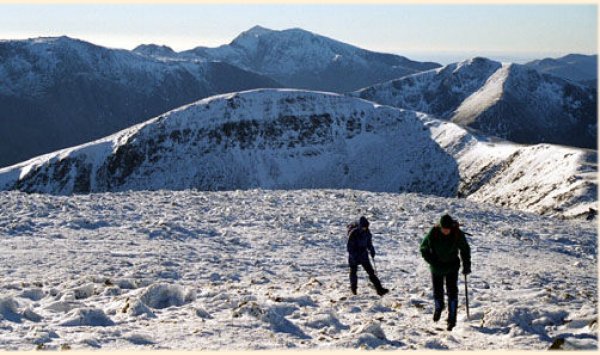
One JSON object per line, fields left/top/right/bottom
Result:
{"left": 353, "top": 57, "right": 597, "bottom": 149}
{"left": 0, "top": 89, "right": 459, "bottom": 196}
{"left": 0, "top": 36, "right": 280, "bottom": 168}
{"left": 525, "top": 54, "right": 597, "bottom": 88}
{"left": 423, "top": 116, "right": 597, "bottom": 219}
{"left": 174, "top": 26, "right": 441, "bottom": 92}
{"left": 0, "top": 89, "right": 595, "bottom": 218}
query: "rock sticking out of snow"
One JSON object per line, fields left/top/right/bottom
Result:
{"left": 139, "top": 283, "right": 195, "bottom": 309}
{"left": 122, "top": 298, "right": 156, "bottom": 318}
{"left": 59, "top": 308, "right": 114, "bottom": 327}
{"left": 233, "top": 301, "right": 264, "bottom": 318}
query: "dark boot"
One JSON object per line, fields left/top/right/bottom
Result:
{"left": 447, "top": 299, "right": 458, "bottom": 331}
{"left": 433, "top": 299, "right": 443, "bottom": 322}
{"left": 376, "top": 287, "right": 389, "bottom": 297}
{"left": 351, "top": 287, "right": 357, "bottom": 295}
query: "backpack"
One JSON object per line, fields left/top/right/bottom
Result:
{"left": 347, "top": 221, "right": 359, "bottom": 236}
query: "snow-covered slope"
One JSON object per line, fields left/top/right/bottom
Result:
{"left": 0, "top": 36, "right": 281, "bottom": 168}
{"left": 422, "top": 117, "right": 597, "bottom": 219}
{"left": 0, "top": 189, "right": 596, "bottom": 350}
{"left": 0, "top": 89, "right": 595, "bottom": 219}
{"left": 354, "top": 57, "right": 597, "bottom": 149}
{"left": 525, "top": 54, "right": 597, "bottom": 88}
{"left": 354, "top": 57, "right": 502, "bottom": 118}
{"left": 0, "top": 89, "right": 459, "bottom": 196}
{"left": 176, "top": 26, "right": 441, "bottom": 92}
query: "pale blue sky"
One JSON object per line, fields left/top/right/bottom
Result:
{"left": 0, "top": 4, "right": 596, "bottom": 64}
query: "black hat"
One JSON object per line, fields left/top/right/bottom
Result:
{"left": 440, "top": 214, "right": 454, "bottom": 229}
{"left": 358, "top": 216, "right": 369, "bottom": 228}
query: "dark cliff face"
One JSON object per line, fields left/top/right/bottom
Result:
{"left": 0, "top": 38, "right": 281, "bottom": 168}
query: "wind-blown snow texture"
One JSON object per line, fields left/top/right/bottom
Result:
{"left": 354, "top": 57, "right": 597, "bottom": 149}
{"left": 174, "top": 26, "right": 441, "bottom": 92}
{"left": 0, "top": 189, "right": 596, "bottom": 350}
{"left": 0, "top": 36, "right": 280, "bottom": 168}
{"left": 0, "top": 89, "right": 595, "bottom": 219}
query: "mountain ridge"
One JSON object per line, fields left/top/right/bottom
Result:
{"left": 0, "top": 35, "right": 281, "bottom": 168}
{"left": 0, "top": 89, "right": 594, "bottom": 219}
{"left": 354, "top": 57, "right": 597, "bottom": 149}
{"left": 525, "top": 53, "right": 597, "bottom": 87}
{"left": 172, "top": 25, "right": 442, "bottom": 92}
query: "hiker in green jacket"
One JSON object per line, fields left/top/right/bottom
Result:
{"left": 420, "top": 214, "right": 471, "bottom": 331}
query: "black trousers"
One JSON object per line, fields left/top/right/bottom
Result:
{"left": 349, "top": 259, "right": 383, "bottom": 291}
{"left": 432, "top": 270, "right": 459, "bottom": 309}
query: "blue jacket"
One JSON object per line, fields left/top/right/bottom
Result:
{"left": 347, "top": 221, "right": 375, "bottom": 264}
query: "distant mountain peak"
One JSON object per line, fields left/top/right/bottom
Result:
{"left": 452, "top": 57, "right": 501, "bottom": 73}
{"left": 231, "top": 25, "right": 274, "bottom": 45}
{"left": 198, "top": 25, "right": 441, "bottom": 92}
{"left": 356, "top": 57, "right": 597, "bottom": 149}
{"left": 246, "top": 25, "right": 273, "bottom": 34}
{"left": 28, "top": 35, "right": 83, "bottom": 46}
{"left": 133, "top": 44, "right": 177, "bottom": 57}
{"left": 464, "top": 56, "right": 498, "bottom": 64}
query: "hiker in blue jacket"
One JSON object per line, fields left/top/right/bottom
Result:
{"left": 347, "top": 216, "right": 389, "bottom": 296}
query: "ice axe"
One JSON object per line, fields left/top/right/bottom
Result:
{"left": 464, "top": 274, "right": 470, "bottom": 320}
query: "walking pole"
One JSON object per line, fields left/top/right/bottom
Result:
{"left": 464, "top": 274, "right": 470, "bottom": 320}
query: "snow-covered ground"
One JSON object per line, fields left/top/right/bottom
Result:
{"left": 0, "top": 189, "right": 596, "bottom": 350}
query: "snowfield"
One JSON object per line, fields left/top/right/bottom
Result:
{"left": 0, "top": 188, "right": 596, "bottom": 350}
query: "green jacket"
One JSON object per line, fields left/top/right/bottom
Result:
{"left": 420, "top": 225, "right": 471, "bottom": 275}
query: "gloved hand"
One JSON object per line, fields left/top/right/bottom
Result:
{"left": 423, "top": 251, "right": 438, "bottom": 266}
{"left": 370, "top": 251, "right": 375, "bottom": 259}
{"left": 462, "top": 265, "right": 471, "bottom": 275}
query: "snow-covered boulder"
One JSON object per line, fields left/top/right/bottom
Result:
{"left": 0, "top": 296, "right": 22, "bottom": 322}
{"left": 354, "top": 321, "right": 387, "bottom": 340}
{"left": 139, "top": 283, "right": 195, "bottom": 309}
{"left": 59, "top": 307, "right": 114, "bottom": 327}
